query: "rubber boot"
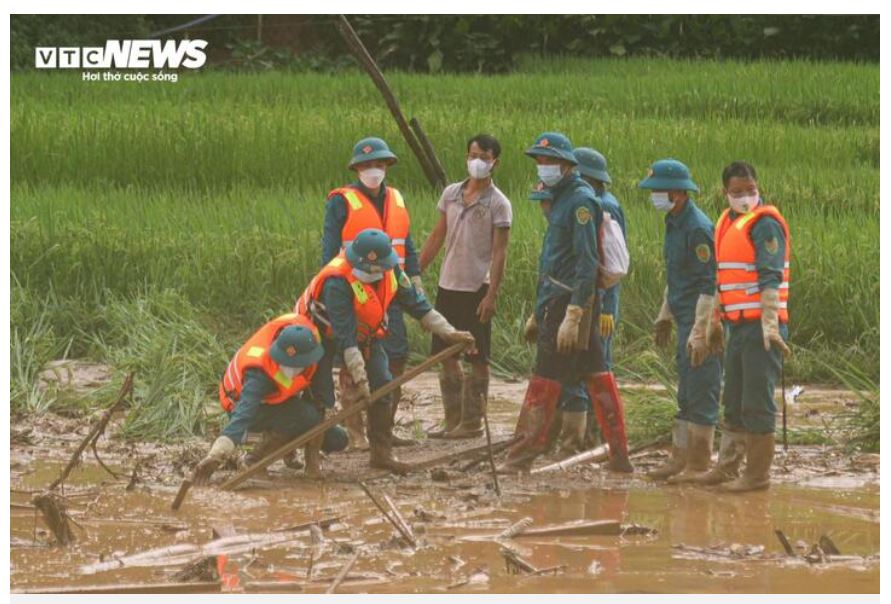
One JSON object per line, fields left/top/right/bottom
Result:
{"left": 646, "top": 419, "right": 688, "bottom": 479}
{"left": 498, "top": 376, "right": 561, "bottom": 473}
{"left": 667, "top": 423, "right": 715, "bottom": 483}
{"left": 367, "top": 398, "right": 412, "bottom": 475}
{"left": 388, "top": 358, "right": 416, "bottom": 447}
{"left": 690, "top": 426, "right": 746, "bottom": 485}
{"left": 445, "top": 375, "right": 488, "bottom": 439}
{"left": 723, "top": 432, "right": 775, "bottom": 492}
{"left": 585, "top": 371, "right": 634, "bottom": 473}
{"left": 244, "top": 431, "right": 290, "bottom": 467}
{"left": 303, "top": 438, "right": 322, "bottom": 479}
{"left": 428, "top": 373, "right": 464, "bottom": 438}
{"left": 339, "top": 370, "right": 369, "bottom": 450}
{"left": 554, "top": 411, "right": 588, "bottom": 459}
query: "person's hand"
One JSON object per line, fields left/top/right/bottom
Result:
{"left": 476, "top": 292, "right": 497, "bottom": 324}
{"left": 410, "top": 275, "right": 426, "bottom": 299}
{"left": 600, "top": 313, "right": 615, "bottom": 338}
{"left": 524, "top": 314, "right": 538, "bottom": 343}
{"left": 557, "top": 305, "right": 584, "bottom": 354}
{"left": 193, "top": 436, "right": 235, "bottom": 486}
{"left": 654, "top": 319, "right": 673, "bottom": 348}
{"left": 761, "top": 288, "right": 791, "bottom": 357}
{"left": 707, "top": 316, "right": 724, "bottom": 356}
{"left": 687, "top": 335, "right": 709, "bottom": 368}
{"left": 343, "top": 346, "right": 371, "bottom": 401}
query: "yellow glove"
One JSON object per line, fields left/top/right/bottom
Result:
{"left": 761, "top": 288, "right": 791, "bottom": 356}
{"left": 600, "top": 314, "right": 615, "bottom": 338}
{"left": 557, "top": 305, "right": 584, "bottom": 354}
{"left": 707, "top": 300, "right": 724, "bottom": 356}
{"left": 524, "top": 314, "right": 538, "bottom": 343}
{"left": 686, "top": 294, "right": 714, "bottom": 368}
{"left": 654, "top": 287, "right": 674, "bottom": 349}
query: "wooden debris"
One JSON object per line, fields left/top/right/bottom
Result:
{"left": 49, "top": 372, "right": 133, "bottom": 491}
{"left": 498, "top": 517, "right": 533, "bottom": 540}
{"left": 774, "top": 529, "right": 795, "bottom": 556}
{"left": 274, "top": 516, "right": 341, "bottom": 533}
{"left": 13, "top": 581, "right": 222, "bottom": 594}
{"left": 212, "top": 524, "right": 237, "bottom": 539}
{"left": 171, "top": 478, "right": 192, "bottom": 511}
{"left": 481, "top": 403, "right": 501, "bottom": 496}
{"left": 358, "top": 481, "right": 417, "bottom": 548}
{"left": 325, "top": 551, "right": 360, "bottom": 594}
{"left": 530, "top": 444, "right": 610, "bottom": 474}
{"left": 501, "top": 548, "right": 536, "bottom": 574}
{"left": 170, "top": 555, "right": 220, "bottom": 583}
{"left": 819, "top": 534, "right": 841, "bottom": 555}
{"left": 515, "top": 519, "right": 623, "bottom": 538}
{"left": 32, "top": 492, "right": 76, "bottom": 545}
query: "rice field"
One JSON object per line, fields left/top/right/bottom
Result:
{"left": 10, "top": 57, "right": 879, "bottom": 438}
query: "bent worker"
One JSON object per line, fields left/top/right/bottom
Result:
{"left": 502, "top": 132, "right": 633, "bottom": 473}
{"left": 321, "top": 137, "right": 423, "bottom": 448}
{"left": 420, "top": 133, "right": 512, "bottom": 440}
{"left": 693, "top": 161, "right": 790, "bottom": 492}
{"left": 297, "top": 228, "right": 474, "bottom": 473}
{"left": 193, "top": 314, "right": 349, "bottom": 485}
{"left": 638, "top": 159, "right": 722, "bottom": 482}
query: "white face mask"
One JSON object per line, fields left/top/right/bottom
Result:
{"left": 728, "top": 191, "right": 760, "bottom": 214}
{"left": 281, "top": 366, "right": 304, "bottom": 379}
{"left": 467, "top": 158, "right": 493, "bottom": 180}
{"left": 651, "top": 192, "right": 675, "bottom": 212}
{"left": 358, "top": 168, "right": 385, "bottom": 189}
{"left": 537, "top": 164, "right": 564, "bottom": 187}
{"left": 352, "top": 267, "right": 384, "bottom": 283}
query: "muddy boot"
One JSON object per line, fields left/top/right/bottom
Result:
{"left": 445, "top": 375, "right": 488, "bottom": 439}
{"left": 497, "top": 376, "right": 561, "bottom": 473}
{"left": 723, "top": 432, "right": 775, "bottom": 492}
{"left": 554, "top": 411, "right": 587, "bottom": 459}
{"left": 367, "top": 399, "right": 412, "bottom": 475}
{"left": 283, "top": 450, "right": 304, "bottom": 470}
{"left": 585, "top": 371, "right": 634, "bottom": 473}
{"left": 388, "top": 358, "right": 416, "bottom": 447}
{"left": 690, "top": 426, "right": 747, "bottom": 485}
{"left": 667, "top": 423, "right": 715, "bottom": 483}
{"left": 428, "top": 373, "right": 463, "bottom": 438}
{"left": 244, "top": 431, "right": 290, "bottom": 467}
{"left": 303, "top": 436, "right": 323, "bottom": 479}
{"left": 339, "top": 370, "right": 369, "bottom": 450}
{"left": 647, "top": 419, "right": 688, "bottom": 479}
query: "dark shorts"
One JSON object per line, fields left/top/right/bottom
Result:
{"left": 535, "top": 294, "right": 606, "bottom": 383}
{"left": 430, "top": 285, "right": 492, "bottom": 363}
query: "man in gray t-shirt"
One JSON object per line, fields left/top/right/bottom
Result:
{"left": 420, "top": 134, "right": 512, "bottom": 439}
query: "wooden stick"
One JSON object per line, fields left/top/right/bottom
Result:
{"left": 382, "top": 494, "right": 416, "bottom": 545}
{"left": 498, "top": 517, "right": 533, "bottom": 540}
{"left": 409, "top": 116, "right": 448, "bottom": 187}
{"left": 529, "top": 444, "right": 610, "bottom": 474}
{"left": 171, "top": 478, "right": 192, "bottom": 511}
{"left": 481, "top": 402, "right": 501, "bottom": 496}
{"left": 774, "top": 529, "right": 795, "bottom": 556}
{"left": 221, "top": 343, "right": 468, "bottom": 491}
{"left": 358, "top": 481, "right": 417, "bottom": 548}
{"left": 334, "top": 15, "right": 442, "bottom": 189}
{"left": 13, "top": 581, "right": 222, "bottom": 594}
{"left": 49, "top": 372, "right": 133, "bottom": 491}
{"left": 325, "top": 551, "right": 360, "bottom": 594}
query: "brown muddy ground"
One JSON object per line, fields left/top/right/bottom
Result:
{"left": 10, "top": 371, "right": 879, "bottom": 594}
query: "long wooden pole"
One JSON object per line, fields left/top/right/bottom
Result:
{"left": 334, "top": 15, "right": 443, "bottom": 189}
{"left": 219, "top": 342, "right": 468, "bottom": 491}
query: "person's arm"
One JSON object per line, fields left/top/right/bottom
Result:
{"left": 321, "top": 195, "right": 347, "bottom": 266}
{"left": 394, "top": 266, "right": 434, "bottom": 319}
{"left": 688, "top": 228, "right": 718, "bottom": 296}
{"left": 571, "top": 199, "right": 599, "bottom": 308}
{"left": 420, "top": 209, "right": 448, "bottom": 272}
{"left": 221, "top": 369, "right": 276, "bottom": 444}
{"left": 402, "top": 232, "right": 421, "bottom": 277}
{"left": 477, "top": 226, "right": 510, "bottom": 323}
{"left": 752, "top": 217, "right": 786, "bottom": 290}
{"left": 321, "top": 278, "right": 359, "bottom": 352}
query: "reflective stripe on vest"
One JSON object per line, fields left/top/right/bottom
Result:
{"left": 330, "top": 186, "right": 411, "bottom": 267}
{"left": 723, "top": 301, "right": 789, "bottom": 312}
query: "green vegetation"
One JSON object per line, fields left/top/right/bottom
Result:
{"left": 10, "top": 58, "right": 879, "bottom": 443}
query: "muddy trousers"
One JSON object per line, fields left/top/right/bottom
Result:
{"left": 675, "top": 319, "right": 721, "bottom": 427}
{"left": 225, "top": 395, "right": 348, "bottom": 453}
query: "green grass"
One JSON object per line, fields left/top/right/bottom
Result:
{"left": 10, "top": 57, "right": 879, "bottom": 442}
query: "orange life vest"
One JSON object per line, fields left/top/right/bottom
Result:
{"left": 715, "top": 205, "right": 790, "bottom": 324}
{"left": 218, "top": 313, "right": 320, "bottom": 413}
{"left": 329, "top": 185, "right": 411, "bottom": 267}
{"left": 295, "top": 252, "right": 399, "bottom": 343}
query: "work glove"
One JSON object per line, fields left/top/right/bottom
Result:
{"left": 410, "top": 275, "right": 426, "bottom": 300}
{"left": 686, "top": 294, "right": 714, "bottom": 368}
{"left": 654, "top": 287, "right": 674, "bottom": 349}
{"left": 600, "top": 314, "right": 615, "bottom": 339}
{"left": 524, "top": 314, "right": 538, "bottom": 343}
{"left": 193, "top": 435, "right": 235, "bottom": 486}
{"left": 343, "top": 346, "right": 371, "bottom": 403}
{"left": 706, "top": 300, "right": 724, "bottom": 356}
{"left": 557, "top": 304, "right": 584, "bottom": 354}
{"left": 420, "top": 310, "right": 475, "bottom": 347}
{"left": 761, "top": 288, "right": 791, "bottom": 356}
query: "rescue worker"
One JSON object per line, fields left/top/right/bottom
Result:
{"left": 693, "top": 161, "right": 790, "bottom": 492}
{"left": 638, "top": 159, "right": 722, "bottom": 482}
{"left": 321, "top": 136, "right": 423, "bottom": 448}
{"left": 193, "top": 314, "right": 348, "bottom": 485}
{"left": 297, "top": 228, "right": 474, "bottom": 474}
{"left": 503, "top": 132, "right": 633, "bottom": 473}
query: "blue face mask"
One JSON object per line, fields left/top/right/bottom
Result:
{"left": 537, "top": 164, "right": 564, "bottom": 187}
{"left": 651, "top": 192, "right": 674, "bottom": 212}
{"left": 352, "top": 267, "right": 384, "bottom": 283}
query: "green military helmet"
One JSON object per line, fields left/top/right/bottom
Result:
{"left": 348, "top": 137, "right": 398, "bottom": 169}
{"left": 270, "top": 324, "right": 324, "bottom": 368}
{"left": 528, "top": 181, "right": 553, "bottom": 202}
{"left": 573, "top": 147, "right": 611, "bottom": 184}
{"left": 525, "top": 131, "right": 578, "bottom": 165}
{"left": 346, "top": 228, "right": 399, "bottom": 273}
{"left": 638, "top": 158, "right": 699, "bottom": 193}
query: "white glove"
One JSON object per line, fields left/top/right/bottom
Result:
{"left": 761, "top": 288, "right": 791, "bottom": 356}
{"left": 687, "top": 294, "right": 714, "bottom": 367}
{"left": 343, "top": 346, "right": 371, "bottom": 401}
{"left": 557, "top": 304, "right": 584, "bottom": 354}
{"left": 654, "top": 286, "right": 674, "bottom": 348}
{"left": 193, "top": 436, "right": 235, "bottom": 485}
{"left": 410, "top": 275, "right": 426, "bottom": 299}
{"left": 420, "top": 310, "right": 475, "bottom": 346}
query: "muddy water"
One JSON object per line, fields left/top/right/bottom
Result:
{"left": 10, "top": 376, "right": 880, "bottom": 594}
